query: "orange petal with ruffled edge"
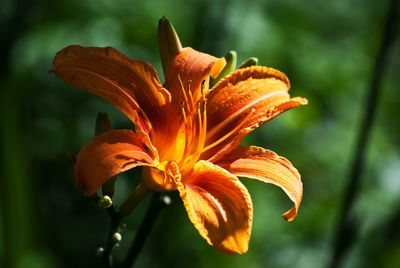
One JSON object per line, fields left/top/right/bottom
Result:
{"left": 215, "top": 146, "right": 302, "bottom": 222}
{"left": 175, "top": 160, "right": 253, "bottom": 254}
{"left": 202, "top": 66, "right": 307, "bottom": 161}
{"left": 75, "top": 130, "right": 155, "bottom": 196}
{"left": 53, "top": 45, "right": 171, "bottom": 156}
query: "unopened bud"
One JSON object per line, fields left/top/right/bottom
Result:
{"left": 239, "top": 57, "right": 258, "bottom": 69}
{"left": 98, "top": 195, "right": 112, "bottom": 208}
{"left": 96, "top": 247, "right": 105, "bottom": 257}
{"left": 158, "top": 17, "right": 183, "bottom": 76}
{"left": 95, "top": 112, "right": 112, "bottom": 136}
{"left": 161, "top": 195, "right": 172, "bottom": 206}
{"left": 112, "top": 232, "right": 122, "bottom": 243}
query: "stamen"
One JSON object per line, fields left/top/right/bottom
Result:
{"left": 181, "top": 100, "right": 207, "bottom": 170}
{"left": 197, "top": 102, "right": 203, "bottom": 141}
{"left": 201, "top": 108, "right": 255, "bottom": 154}
{"left": 201, "top": 80, "right": 205, "bottom": 91}
{"left": 200, "top": 79, "right": 206, "bottom": 97}
{"left": 188, "top": 102, "right": 204, "bottom": 157}
{"left": 199, "top": 100, "right": 207, "bottom": 147}
{"left": 179, "top": 101, "right": 191, "bottom": 167}
{"left": 187, "top": 80, "right": 195, "bottom": 110}
{"left": 180, "top": 101, "right": 188, "bottom": 125}
{"left": 207, "top": 91, "right": 286, "bottom": 139}
{"left": 178, "top": 75, "right": 189, "bottom": 107}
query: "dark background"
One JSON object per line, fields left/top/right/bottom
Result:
{"left": 1, "top": 0, "right": 399, "bottom": 267}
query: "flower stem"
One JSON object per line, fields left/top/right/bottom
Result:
{"left": 119, "top": 183, "right": 149, "bottom": 218}
{"left": 121, "top": 193, "right": 170, "bottom": 268}
{"left": 329, "top": 0, "right": 399, "bottom": 267}
{"left": 99, "top": 183, "right": 149, "bottom": 267}
{"left": 101, "top": 206, "right": 121, "bottom": 268}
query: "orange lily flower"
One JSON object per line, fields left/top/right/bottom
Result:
{"left": 53, "top": 18, "right": 307, "bottom": 254}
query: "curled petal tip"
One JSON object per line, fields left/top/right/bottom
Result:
{"left": 282, "top": 207, "right": 298, "bottom": 222}
{"left": 294, "top": 96, "right": 309, "bottom": 105}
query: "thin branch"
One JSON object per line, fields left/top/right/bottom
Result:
{"left": 329, "top": 0, "right": 399, "bottom": 267}
{"left": 101, "top": 206, "right": 121, "bottom": 268}
{"left": 120, "top": 193, "right": 170, "bottom": 268}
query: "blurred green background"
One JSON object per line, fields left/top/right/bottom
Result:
{"left": 1, "top": 0, "right": 399, "bottom": 267}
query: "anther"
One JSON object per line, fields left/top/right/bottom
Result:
{"left": 201, "top": 80, "right": 206, "bottom": 93}
{"left": 196, "top": 101, "right": 201, "bottom": 110}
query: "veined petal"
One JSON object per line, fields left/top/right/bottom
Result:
{"left": 215, "top": 146, "right": 302, "bottom": 222}
{"left": 203, "top": 66, "right": 307, "bottom": 161}
{"left": 53, "top": 45, "right": 171, "bottom": 155}
{"left": 75, "top": 130, "right": 155, "bottom": 196}
{"left": 175, "top": 160, "right": 253, "bottom": 254}
{"left": 163, "top": 47, "right": 226, "bottom": 105}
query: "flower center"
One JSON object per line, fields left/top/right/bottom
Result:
{"left": 144, "top": 75, "right": 255, "bottom": 192}
{"left": 176, "top": 75, "right": 255, "bottom": 174}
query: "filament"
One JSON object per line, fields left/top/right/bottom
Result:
{"left": 206, "top": 91, "right": 286, "bottom": 140}
{"left": 201, "top": 108, "right": 255, "bottom": 154}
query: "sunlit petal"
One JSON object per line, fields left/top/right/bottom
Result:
{"left": 215, "top": 146, "right": 302, "bottom": 221}
{"left": 75, "top": 130, "right": 155, "bottom": 195}
{"left": 175, "top": 160, "right": 253, "bottom": 254}
{"left": 164, "top": 47, "right": 226, "bottom": 105}
{"left": 203, "top": 66, "right": 307, "bottom": 161}
{"left": 53, "top": 45, "right": 171, "bottom": 154}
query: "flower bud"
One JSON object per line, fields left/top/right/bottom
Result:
{"left": 98, "top": 195, "right": 112, "bottom": 208}
{"left": 112, "top": 232, "right": 122, "bottom": 243}
{"left": 158, "top": 17, "right": 182, "bottom": 75}
{"left": 96, "top": 247, "right": 105, "bottom": 257}
{"left": 239, "top": 57, "right": 258, "bottom": 69}
{"left": 161, "top": 195, "right": 172, "bottom": 206}
{"left": 95, "top": 112, "right": 112, "bottom": 136}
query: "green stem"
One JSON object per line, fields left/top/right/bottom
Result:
{"left": 119, "top": 183, "right": 149, "bottom": 218}
{"left": 121, "top": 193, "right": 170, "bottom": 268}
{"left": 329, "top": 0, "right": 399, "bottom": 267}
{"left": 99, "top": 184, "right": 151, "bottom": 267}
{"left": 101, "top": 206, "right": 121, "bottom": 268}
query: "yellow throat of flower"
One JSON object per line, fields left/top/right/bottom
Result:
{"left": 143, "top": 75, "right": 255, "bottom": 192}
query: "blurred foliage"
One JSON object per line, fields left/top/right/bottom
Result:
{"left": 0, "top": 0, "right": 399, "bottom": 267}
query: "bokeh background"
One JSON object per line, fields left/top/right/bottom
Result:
{"left": 1, "top": 0, "right": 399, "bottom": 267}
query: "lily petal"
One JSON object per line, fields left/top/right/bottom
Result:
{"left": 203, "top": 66, "right": 307, "bottom": 161}
{"left": 164, "top": 47, "right": 226, "bottom": 105}
{"left": 53, "top": 45, "right": 171, "bottom": 155}
{"left": 152, "top": 47, "right": 225, "bottom": 160}
{"left": 75, "top": 130, "right": 155, "bottom": 196}
{"left": 175, "top": 160, "right": 253, "bottom": 254}
{"left": 215, "top": 146, "right": 302, "bottom": 222}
